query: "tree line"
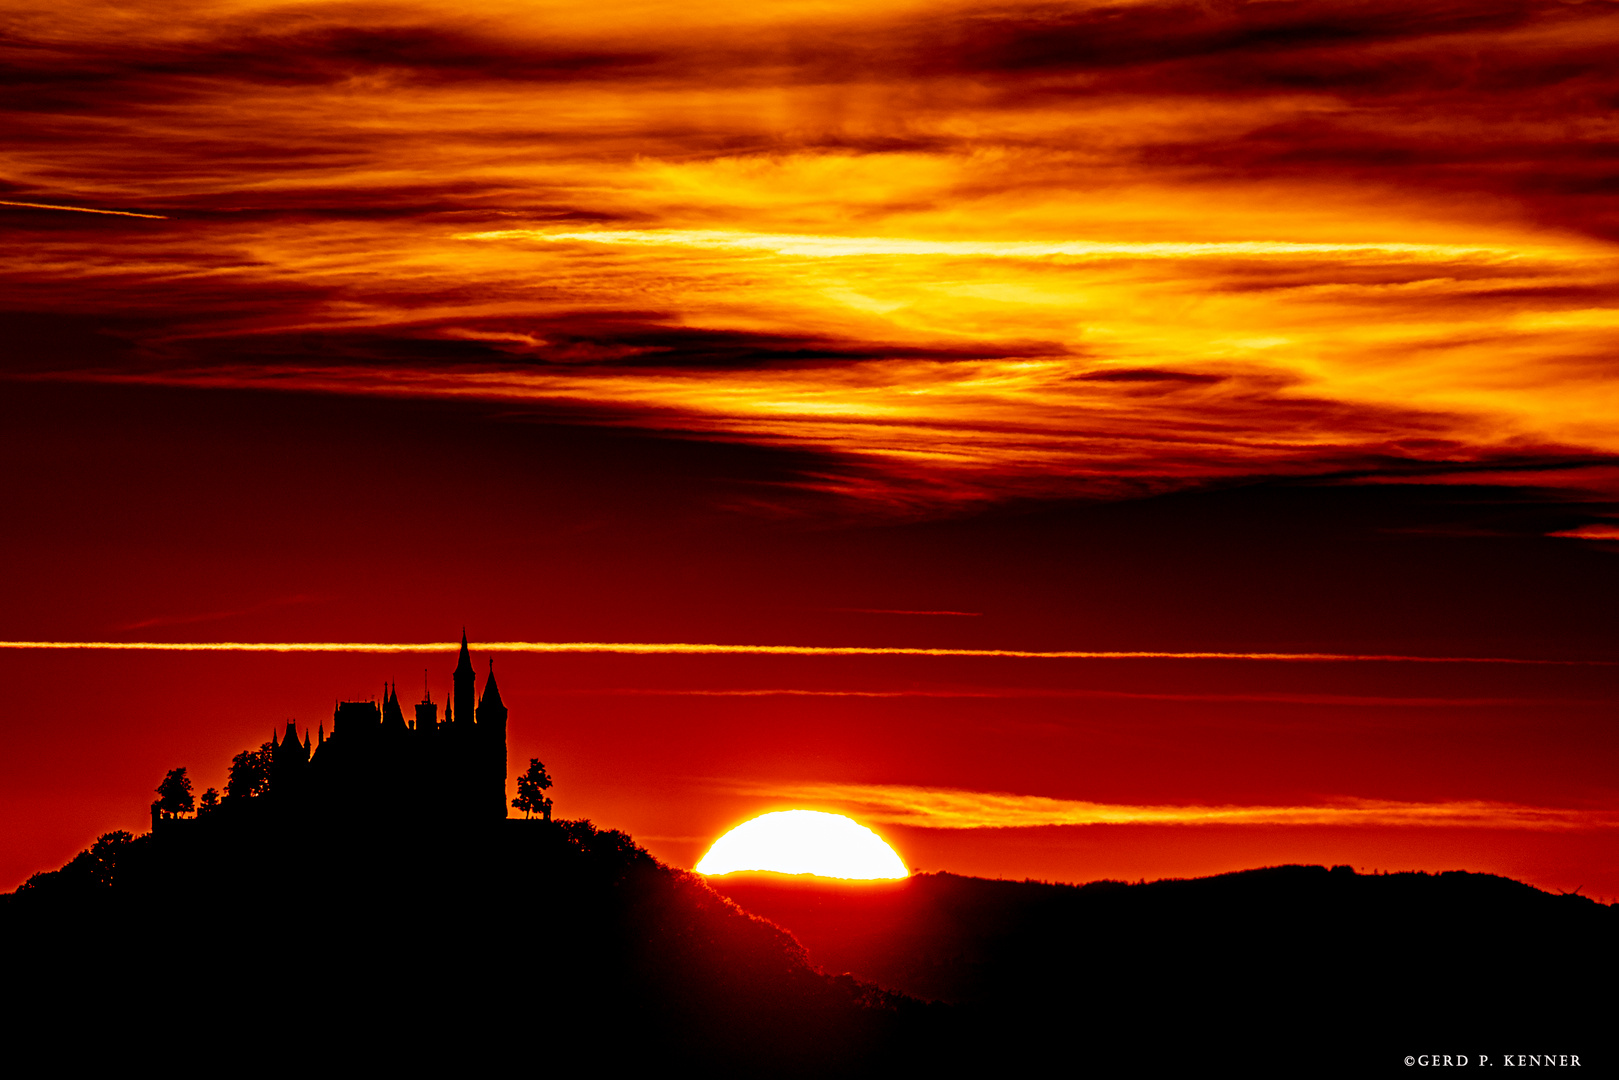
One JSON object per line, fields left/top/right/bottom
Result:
{"left": 147, "top": 751, "right": 554, "bottom": 819}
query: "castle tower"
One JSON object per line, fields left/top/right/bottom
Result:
{"left": 271, "top": 720, "right": 311, "bottom": 795}
{"left": 333, "top": 700, "right": 382, "bottom": 737}
{"left": 415, "top": 682, "right": 438, "bottom": 734}
{"left": 476, "top": 658, "right": 509, "bottom": 820}
{"left": 452, "top": 629, "right": 476, "bottom": 730}
{"left": 382, "top": 684, "right": 408, "bottom": 733}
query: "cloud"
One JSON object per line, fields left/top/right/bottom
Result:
{"left": 1550, "top": 523, "right": 1619, "bottom": 541}
{"left": 463, "top": 228, "right": 1551, "bottom": 262}
{"left": 827, "top": 608, "right": 982, "bottom": 616}
{"left": 723, "top": 780, "right": 1619, "bottom": 832}
{"left": 5, "top": 0, "right": 1619, "bottom": 512}
{"left": 557, "top": 686, "right": 1578, "bottom": 708}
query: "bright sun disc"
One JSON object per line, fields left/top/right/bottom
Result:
{"left": 695, "top": 810, "right": 908, "bottom": 879}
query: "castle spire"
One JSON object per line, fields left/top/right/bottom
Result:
{"left": 453, "top": 628, "right": 476, "bottom": 727}
{"left": 474, "top": 651, "right": 509, "bottom": 820}
{"left": 382, "top": 681, "right": 408, "bottom": 732}
{"left": 479, "top": 657, "right": 504, "bottom": 712}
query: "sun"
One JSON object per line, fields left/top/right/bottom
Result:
{"left": 695, "top": 809, "right": 908, "bottom": 879}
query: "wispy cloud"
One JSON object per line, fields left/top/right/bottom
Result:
{"left": 1550, "top": 523, "right": 1619, "bottom": 541}
{"left": 827, "top": 608, "right": 982, "bottom": 617}
{"left": 723, "top": 780, "right": 1619, "bottom": 832}
{"left": 461, "top": 228, "right": 1561, "bottom": 262}
{"left": 6, "top": 0, "right": 1619, "bottom": 510}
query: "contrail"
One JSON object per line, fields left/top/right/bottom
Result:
{"left": 0, "top": 640, "right": 1603, "bottom": 664}
{"left": 0, "top": 199, "right": 167, "bottom": 219}
{"left": 559, "top": 687, "right": 1576, "bottom": 707}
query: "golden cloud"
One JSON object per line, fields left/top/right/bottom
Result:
{"left": 725, "top": 780, "right": 1619, "bottom": 832}
{"left": 7, "top": 0, "right": 1619, "bottom": 510}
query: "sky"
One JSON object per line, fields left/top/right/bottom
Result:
{"left": 2, "top": 0, "right": 1617, "bottom": 896}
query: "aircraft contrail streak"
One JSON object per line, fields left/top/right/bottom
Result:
{"left": 0, "top": 199, "right": 167, "bottom": 219}
{"left": 0, "top": 640, "right": 1604, "bottom": 664}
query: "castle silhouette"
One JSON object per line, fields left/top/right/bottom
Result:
{"left": 163, "top": 630, "right": 508, "bottom": 825}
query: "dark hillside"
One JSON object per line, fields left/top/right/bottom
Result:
{"left": 12, "top": 818, "right": 1612, "bottom": 1071}
{"left": 716, "top": 865, "right": 1617, "bottom": 1068}
{"left": 3, "top": 815, "right": 933, "bottom": 1073}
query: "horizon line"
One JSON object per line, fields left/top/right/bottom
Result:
{"left": 0, "top": 640, "right": 1605, "bottom": 665}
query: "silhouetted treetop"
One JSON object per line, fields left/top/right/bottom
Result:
{"left": 13, "top": 830, "right": 140, "bottom": 897}
{"left": 225, "top": 743, "right": 272, "bottom": 801}
{"left": 85, "top": 831, "right": 134, "bottom": 888}
{"left": 514, "top": 758, "right": 554, "bottom": 821}
{"left": 155, "top": 768, "right": 194, "bottom": 818}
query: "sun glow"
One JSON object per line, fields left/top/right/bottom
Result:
{"left": 695, "top": 810, "right": 909, "bottom": 880}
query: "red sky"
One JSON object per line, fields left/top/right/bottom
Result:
{"left": 3, "top": 0, "right": 1617, "bottom": 897}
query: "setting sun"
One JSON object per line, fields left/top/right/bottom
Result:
{"left": 695, "top": 810, "right": 908, "bottom": 880}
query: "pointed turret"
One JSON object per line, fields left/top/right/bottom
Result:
{"left": 281, "top": 720, "right": 305, "bottom": 760}
{"left": 271, "top": 719, "right": 310, "bottom": 793}
{"left": 476, "top": 656, "right": 509, "bottom": 819}
{"left": 477, "top": 658, "right": 505, "bottom": 716}
{"left": 452, "top": 628, "right": 476, "bottom": 728}
{"left": 382, "top": 682, "right": 408, "bottom": 732}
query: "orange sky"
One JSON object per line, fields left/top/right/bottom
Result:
{"left": 3, "top": 0, "right": 1617, "bottom": 896}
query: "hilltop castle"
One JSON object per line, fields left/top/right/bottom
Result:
{"left": 197, "top": 631, "right": 508, "bottom": 823}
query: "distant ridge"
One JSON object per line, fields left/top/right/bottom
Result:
{"left": 712, "top": 863, "right": 1616, "bottom": 1068}
{"left": 13, "top": 829, "right": 1612, "bottom": 1070}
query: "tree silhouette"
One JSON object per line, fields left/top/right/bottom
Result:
{"left": 513, "top": 758, "right": 554, "bottom": 821}
{"left": 155, "top": 768, "right": 195, "bottom": 818}
{"left": 198, "top": 787, "right": 221, "bottom": 815}
{"left": 86, "top": 831, "right": 133, "bottom": 887}
{"left": 225, "top": 742, "right": 273, "bottom": 801}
